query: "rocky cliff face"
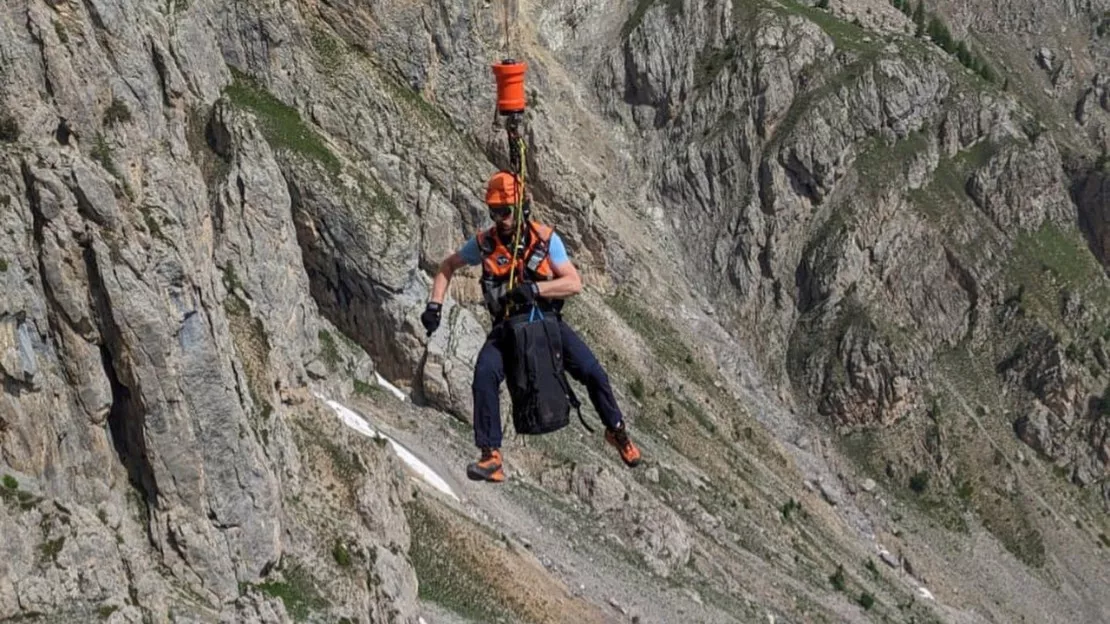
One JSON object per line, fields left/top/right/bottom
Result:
{"left": 2, "top": 0, "right": 1109, "bottom": 622}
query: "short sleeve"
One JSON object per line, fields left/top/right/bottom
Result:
{"left": 457, "top": 236, "right": 481, "bottom": 266}
{"left": 547, "top": 232, "right": 569, "bottom": 265}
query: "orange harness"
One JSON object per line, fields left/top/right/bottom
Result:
{"left": 477, "top": 221, "right": 557, "bottom": 316}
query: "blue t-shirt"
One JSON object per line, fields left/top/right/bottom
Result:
{"left": 458, "top": 231, "right": 569, "bottom": 267}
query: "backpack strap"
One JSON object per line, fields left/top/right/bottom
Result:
{"left": 477, "top": 228, "right": 496, "bottom": 256}
{"left": 568, "top": 384, "right": 593, "bottom": 433}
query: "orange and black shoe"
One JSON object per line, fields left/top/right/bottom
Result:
{"left": 605, "top": 422, "right": 642, "bottom": 467}
{"left": 466, "top": 448, "right": 505, "bottom": 482}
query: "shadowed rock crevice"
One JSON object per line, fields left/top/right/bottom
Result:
{"left": 87, "top": 245, "right": 158, "bottom": 537}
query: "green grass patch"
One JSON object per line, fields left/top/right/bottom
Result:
{"left": 694, "top": 42, "right": 738, "bottom": 91}
{"left": 621, "top": 0, "right": 683, "bottom": 40}
{"left": 90, "top": 133, "right": 133, "bottom": 199}
{"left": 39, "top": 536, "right": 65, "bottom": 563}
{"left": 310, "top": 27, "right": 345, "bottom": 71}
{"left": 2, "top": 475, "right": 16, "bottom": 490}
{"left": 853, "top": 130, "right": 930, "bottom": 193}
{"left": 1004, "top": 222, "right": 1110, "bottom": 339}
{"left": 406, "top": 500, "right": 519, "bottom": 622}
{"left": 224, "top": 67, "right": 340, "bottom": 174}
{"left": 250, "top": 562, "right": 326, "bottom": 621}
{"left": 353, "top": 378, "right": 382, "bottom": 398}
{"left": 318, "top": 329, "right": 341, "bottom": 371}
{"left": 606, "top": 292, "right": 702, "bottom": 379}
{"left": 775, "top": 0, "right": 880, "bottom": 53}
{"left": 768, "top": 50, "right": 879, "bottom": 148}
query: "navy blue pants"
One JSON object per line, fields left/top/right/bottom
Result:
{"left": 472, "top": 317, "right": 624, "bottom": 449}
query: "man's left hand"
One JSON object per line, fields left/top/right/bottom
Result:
{"left": 502, "top": 282, "right": 540, "bottom": 307}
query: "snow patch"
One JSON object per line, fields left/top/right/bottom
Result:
{"left": 316, "top": 394, "right": 458, "bottom": 501}
{"left": 375, "top": 372, "right": 408, "bottom": 401}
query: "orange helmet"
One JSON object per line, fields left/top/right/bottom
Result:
{"left": 485, "top": 171, "right": 520, "bottom": 206}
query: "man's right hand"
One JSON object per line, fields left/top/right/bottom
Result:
{"left": 421, "top": 302, "right": 442, "bottom": 336}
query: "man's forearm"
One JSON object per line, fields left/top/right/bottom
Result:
{"left": 430, "top": 272, "right": 451, "bottom": 304}
{"left": 536, "top": 274, "right": 581, "bottom": 299}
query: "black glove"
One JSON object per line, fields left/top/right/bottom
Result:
{"left": 500, "top": 282, "right": 540, "bottom": 308}
{"left": 421, "top": 302, "right": 442, "bottom": 336}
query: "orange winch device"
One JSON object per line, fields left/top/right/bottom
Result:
{"left": 492, "top": 58, "right": 527, "bottom": 115}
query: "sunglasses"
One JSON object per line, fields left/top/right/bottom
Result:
{"left": 488, "top": 205, "right": 513, "bottom": 219}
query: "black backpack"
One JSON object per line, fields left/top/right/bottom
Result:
{"left": 503, "top": 310, "right": 591, "bottom": 435}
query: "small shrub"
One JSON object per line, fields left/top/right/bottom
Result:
{"left": 956, "top": 480, "right": 974, "bottom": 500}
{"left": 0, "top": 114, "right": 18, "bottom": 142}
{"left": 318, "top": 330, "right": 341, "bottom": 370}
{"left": 865, "top": 558, "right": 879, "bottom": 579}
{"left": 629, "top": 377, "right": 645, "bottom": 401}
{"left": 2, "top": 475, "right": 17, "bottom": 490}
{"left": 332, "top": 539, "right": 352, "bottom": 567}
{"left": 909, "top": 470, "right": 930, "bottom": 493}
{"left": 0, "top": 258, "right": 8, "bottom": 272}
{"left": 829, "top": 564, "right": 846, "bottom": 591}
{"left": 104, "top": 98, "right": 132, "bottom": 127}
{"left": 858, "top": 591, "right": 875, "bottom": 610}
{"left": 780, "top": 498, "right": 801, "bottom": 520}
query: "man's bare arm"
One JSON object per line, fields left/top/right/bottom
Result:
{"left": 430, "top": 252, "right": 467, "bottom": 304}
{"left": 536, "top": 259, "right": 582, "bottom": 299}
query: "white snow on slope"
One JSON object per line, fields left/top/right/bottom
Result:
{"left": 315, "top": 393, "right": 458, "bottom": 501}
{"left": 375, "top": 372, "right": 408, "bottom": 401}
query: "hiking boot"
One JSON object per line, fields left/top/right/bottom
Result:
{"left": 605, "top": 422, "right": 642, "bottom": 467}
{"left": 466, "top": 448, "right": 505, "bottom": 482}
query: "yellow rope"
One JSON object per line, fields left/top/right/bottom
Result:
{"left": 505, "top": 137, "right": 528, "bottom": 316}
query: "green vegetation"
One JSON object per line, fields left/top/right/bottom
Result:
{"left": 2, "top": 475, "right": 16, "bottom": 490}
{"left": 1005, "top": 223, "right": 1110, "bottom": 340}
{"left": 909, "top": 470, "right": 930, "bottom": 493}
{"left": 310, "top": 27, "right": 345, "bottom": 71}
{"left": 224, "top": 287, "right": 274, "bottom": 432}
{"left": 39, "top": 536, "right": 65, "bottom": 563}
{"left": 90, "top": 133, "right": 132, "bottom": 199}
{"left": 777, "top": 0, "right": 879, "bottom": 53}
{"left": 858, "top": 591, "right": 875, "bottom": 610}
{"left": 627, "top": 376, "right": 645, "bottom": 401}
{"left": 353, "top": 378, "right": 381, "bottom": 397}
{"left": 0, "top": 113, "right": 18, "bottom": 142}
{"left": 606, "top": 292, "right": 702, "bottom": 380}
{"left": 103, "top": 98, "right": 132, "bottom": 127}
{"left": 332, "top": 539, "right": 352, "bottom": 567}
{"left": 54, "top": 20, "right": 69, "bottom": 44}
{"left": 780, "top": 497, "right": 802, "bottom": 521}
{"left": 224, "top": 67, "right": 340, "bottom": 174}
{"left": 621, "top": 0, "right": 683, "bottom": 40}
{"left": 407, "top": 500, "right": 518, "bottom": 622}
{"left": 318, "top": 329, "right": 341, "bottom": 371}
{"left": 249, "top": 563, "right": 326, "bottom": 621}
{"left": 828, "top": 563, "right": 846, "bottom": 591}
{"left": 97, "top": 605, "right": 119, "bottom": 619}
{"left": 890, "top": 0, "right": 996, "bottom": 81}
{"left": 694, "top": 42, "right": 737, "bottom": 91}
